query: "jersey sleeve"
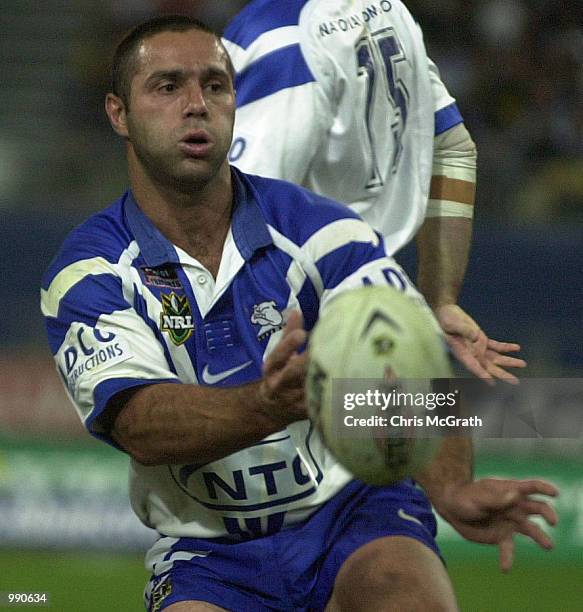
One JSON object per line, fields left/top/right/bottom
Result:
{"left": 295, "top": 210, "right": 431, "bottom": 316}
{"left": 308, "top": 217, "right": 441, "bottom": 339}
{"left": 428, "top": 57, "right": 464, "bottom": 135}
{"left": 41, "top": 260, "right": 180, "bottom": 446}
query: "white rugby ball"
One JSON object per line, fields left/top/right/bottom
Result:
{"left": 306, "top": 286, "right": 452, "bottom": 486}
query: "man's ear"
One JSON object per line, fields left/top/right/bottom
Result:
{"left": 105, "top": 93, "right": 129, "bottom": 138}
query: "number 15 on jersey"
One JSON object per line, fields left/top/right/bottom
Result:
{"left": 356, "top": 27, "right": 409, "bottom": 187}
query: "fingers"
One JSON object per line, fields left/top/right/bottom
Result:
{"left": 446, "top": 335, "right": 494, "bottom": 382}
{"left": 445, "top": 329, "right": 524, "bottom": 384}
{"left": 516, "top": 519, "right": 555, "bottom": 551}
{"left": 514, "top": 479, "right": 559, "bottom": 498}
{"left": 486, "top": 363, "right": 521, "bottom": 385}
{"left": 461, "top": 358, "right": 493, "bottom": 381}
{"left": 478, "top": 480, "right": 559, "bottom": 546}
{"left": 263, "top": 311, "right": 306, "bottom": 376}
{"left": 486, "top": 353, "right": 527, "bottom": 369}
{"left": 467, "top": 478, "right": 558, "bottom": 514}
{"left": 470, "top": 480, "right": 520, "bottom": 512}
{"left": 284, "top": 309, "right": 304, "bottom": 336}
{"left": 482, "top": 342, "right": 526, "bottom": 382}
{"left": 263, "top": 329, "right": 306, "bottom": 375}
{"left": 471, "top": 345, "right": 526, "bottom": 383}
{"left": 487, "top": 339, "right": 521, "bottom": 353}
{"left": 276, "top": 352, "right": 308, "bottom": 388}
{"left": 260, "top": 311, "right": 309, "bottom": 422}
{"left": 488, "top": 477, "right": 559, "bottom": 500}
{"left": 498, "top": 537, "right": 515, "bottom": 573}
{"left": 499, "top": 517, "right": 554, "bottom": 573}
{"left": 506, "top": 499, "right": 558, "bottom": 527}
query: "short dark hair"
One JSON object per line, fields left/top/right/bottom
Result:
{"left": 111, "top": 15, "right": 235, "bottom": 107}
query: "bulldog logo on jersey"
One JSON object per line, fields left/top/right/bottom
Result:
{"left": 251, "top": 301, "right": 285, "bottom": 340}
{"left": 160, "top": 292, "right": 195, "bottom": 345}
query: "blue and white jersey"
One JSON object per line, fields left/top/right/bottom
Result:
{"left": 41, "top": 169, "right": 426, "bottom": 540}
{"left": 223, "top": 0, "right": 463, "bottom": 255}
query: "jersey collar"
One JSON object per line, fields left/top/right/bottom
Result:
{"left": 124, "top": 167, "right": 272, "bottom": 266}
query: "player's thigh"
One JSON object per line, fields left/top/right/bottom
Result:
{"left": 325, "top": 535, "right": 458, "bottom": 612}
{"left": 165, "top": 602, "right": 228, "bottom": 611}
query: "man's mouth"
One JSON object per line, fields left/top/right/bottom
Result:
{"left": 179, "top": 131, "right": 213, "bottom": 157}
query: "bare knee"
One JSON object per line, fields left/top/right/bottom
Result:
{"left": 327, "top": 536, "right": 458, "bottom": 612}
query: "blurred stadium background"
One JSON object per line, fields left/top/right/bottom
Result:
{"left": 1, "top": 1, "right": 581, "bottom": 610}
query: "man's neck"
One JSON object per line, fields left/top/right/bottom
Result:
{"left": 130, "top": 164, "right": 233, "bottom": 277}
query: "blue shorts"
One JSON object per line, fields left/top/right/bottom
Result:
{"left": 145, "top": 480, "right": 440, "bottom": 611}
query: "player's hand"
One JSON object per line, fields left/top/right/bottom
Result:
{"left": 434, "top": 478, "right": 559, "bottom": 572}
{"left": 435, "top": 304, "right": 526, "bottom": 383}
{"left": 259, "top": 310, "right": 308, "bottom": 426}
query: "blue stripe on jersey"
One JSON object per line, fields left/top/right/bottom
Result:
{"left": 89, "top": 377, "right": 181, "bottom": 447}
{"left": 243, "top": 173, "right": 361, "bottom": 248}
{"left": 223, "top": 0, "right": 308, "bottom": 50}
{"left": 235, "top": 44, "right": 315, "bottom": 108}
{"left": 132, "top": 291, "right": 178, "bottom": 377}
{"left": 296, "top": 279, "right": 319, "bottom": 332}
{"left": 434, "top": 102, "right": 463, "bottom": 135}
{"left": 41, "top": 200, "right": 130, "bottom": 290}
{"left": 315, "top": 241, "right": 387, "bottom": 291}
{"left": 46, "top": 274, "right": 128, "bottom": 353}
{"left": 45, "top": 318, "right": 71, "bottom": 355}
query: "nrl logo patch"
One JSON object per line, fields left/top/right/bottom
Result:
{"left": 160, "top": 292, "right": 195, "bottom": 345}
{"left": 251, "top": 300, "right": 285, "bottom": 341}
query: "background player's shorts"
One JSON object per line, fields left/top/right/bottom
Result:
{"left": 144, "top": 480, "right": 440, "bottom": 611}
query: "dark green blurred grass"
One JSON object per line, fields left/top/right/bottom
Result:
{"left": 0, "top": 551, "right": 146, "bottom": 611}
{"left": 448, "top": 559, "right": 583, "bottom": 612}
{"left": 1, "top": 551, "right": 581, "bottom": 611}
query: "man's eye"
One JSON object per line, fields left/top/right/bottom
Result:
{"left": 159, "top": 83, "right": 176, "bottom": 93}
{"left": 207, "top": 82, "right": 223, "bottom": 92}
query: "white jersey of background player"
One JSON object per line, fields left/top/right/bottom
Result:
{"left": 224, "top": 0, "right": 525, "bottom": 382}
{"left": 224, "top": 0, "right": 471, "bottom": 253}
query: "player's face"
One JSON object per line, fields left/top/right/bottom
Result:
{"left": 124, "top": 30, "right": 235, "bottom": 191}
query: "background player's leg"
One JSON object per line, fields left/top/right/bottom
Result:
{"left": 325, "top": 535, "right": 458, "bottom": 612}
{"left": 165, "top": 602, "right": 229, "bottom": 611}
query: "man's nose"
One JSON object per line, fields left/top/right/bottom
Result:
{"left": 183, "top": 83, "right": 208, "bottom": 117}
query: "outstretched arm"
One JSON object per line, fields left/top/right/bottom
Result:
{"left": 416, "top": 124, "right": 525, "bottom": 381}
{"left": 415, "top": 439, "right": 558, "bottom": 572}
{"left": 109, "top": 312, "right": 308, "bottom": 466}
